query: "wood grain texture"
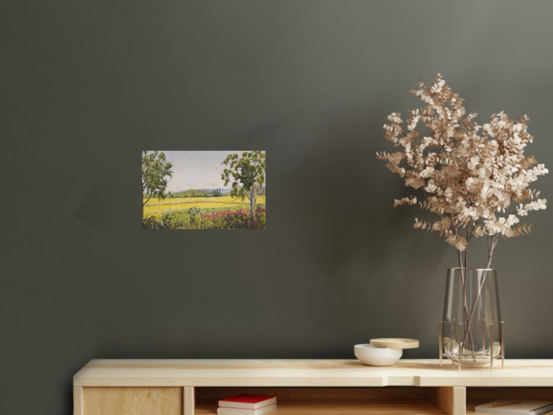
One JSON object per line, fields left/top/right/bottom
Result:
{"left": 370, "top": 339, "right": 419, "bottom": 349}
{"left": 196, "top": 402, "right": 443, "bottom": 414}
{"left": 427, "top": 387, "right": 466, "bottom": 415}
{"left": 73, "top": 359, "right": 553, "bottom": 387}
{"left": 82, "top": 387, "right": 182, "bottom": 415}
{"left": 73, "top": 387, "right": 83, "bottom": 415}
{"left": 184, "top": 386, "right": 195, "bottom": 415}
{"left": 196, "top": 387, "right": 426, "bottom": 403}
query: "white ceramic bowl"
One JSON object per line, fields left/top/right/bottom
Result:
{"left": 354, "top": 344, "right": 403, "bottom": 366}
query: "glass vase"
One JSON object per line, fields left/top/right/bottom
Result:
{"left": 441, "top": 268, "right": 503, "bottom": 366}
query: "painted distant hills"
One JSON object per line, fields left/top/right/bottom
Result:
{"left": 197, "top": 188, "right": 233, "bottom": 193}
{"left": 168, "top": 188, "right": 231, "bottom": 198}
{"left": 169, "top": 189, "right": 220, "bottom": 197}
{"left": 168, "top": 187, "right": 265, "bottom": 197}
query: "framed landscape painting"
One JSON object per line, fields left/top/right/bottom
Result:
{"left": 142, "top": 151, "right": 266, "bottom": 229}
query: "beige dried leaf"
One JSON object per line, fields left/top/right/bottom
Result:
{"left": 378, "top": 74, "right": 548, "bottom": 257}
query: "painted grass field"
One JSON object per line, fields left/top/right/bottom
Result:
{"left": 144, "top": 196, "right": 266, "bottom": 217}
{"left": 142, "top": 196, "right": 266, "bottom": 229}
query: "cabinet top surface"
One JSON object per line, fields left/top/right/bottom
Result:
{"left": 73, "top": 359, "right": 553, "bottom": 387}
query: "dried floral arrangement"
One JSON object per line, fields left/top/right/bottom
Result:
{"left": 378, "top": 74, "right": 548, "bottom": 269}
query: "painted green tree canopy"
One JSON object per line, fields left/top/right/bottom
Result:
{"left": 221, "top": 151, "right": 266, "bottom": 219}
{"left": 142, "top": 151, "right": 174, "bottom": 207}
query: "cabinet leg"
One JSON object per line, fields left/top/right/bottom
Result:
{"left": 427, "top": 386, "right": 466, "bottom": 415}
{"left": 74, "top": 387, "right": 83, "bottom": 415}
{"left": 184, "top": 387, "right": 195, "bottom": 415}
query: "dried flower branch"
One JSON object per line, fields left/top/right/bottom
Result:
{"left": 378, "top": 74, "right": 548, "bottom": 269}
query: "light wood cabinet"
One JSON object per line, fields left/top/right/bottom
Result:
{"left": 80, "top": 387, "right": 182, "bottom": 415}
{"left": 73, "top": 359, "right": 553, "bottom": 415}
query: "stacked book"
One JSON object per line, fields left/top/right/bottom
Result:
{"left": 217, "top": 394, "right": 277, "bottom": 415}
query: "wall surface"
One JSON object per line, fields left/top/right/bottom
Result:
{"left": 2, "top": 1, "right": 553, "bottom": 414}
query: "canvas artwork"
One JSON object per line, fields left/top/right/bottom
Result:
{"left": 142, "top": 151, "right": 266, "bottom": 229}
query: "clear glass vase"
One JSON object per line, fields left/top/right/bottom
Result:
{"left": 441, "top": 268, "right": 503, "bottom": 366}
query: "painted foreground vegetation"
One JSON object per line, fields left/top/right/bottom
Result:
{"left": 142, "top": 196, "right": 266, "bottom": 229}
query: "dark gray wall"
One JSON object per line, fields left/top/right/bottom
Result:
{"left": 3, "top": 1, "right": 553, "bottom": 413}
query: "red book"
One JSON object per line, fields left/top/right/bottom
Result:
{"left": 218, "top": 394, "right": 277, "bottom": 410}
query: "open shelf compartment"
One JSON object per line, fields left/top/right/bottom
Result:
{"left": 195, "top": 387, "right": 463, "bottom": 415}
{"left": 466, "top": 387, "right": 553, "bottom": 415}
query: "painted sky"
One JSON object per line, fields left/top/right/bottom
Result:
{"left": 152, "top": 151, "right": 260, "bottom": 193}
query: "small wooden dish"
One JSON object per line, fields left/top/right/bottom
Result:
{"left": 370, "top": 338, "right": 419, "bottom": 350}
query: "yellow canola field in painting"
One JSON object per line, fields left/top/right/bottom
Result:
{"left": 143, "top": 196, "right": 266, "bottom": 218}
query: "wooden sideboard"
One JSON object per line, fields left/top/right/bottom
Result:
{"left": 73, "top": 359, "right": 553, "bottom": 415}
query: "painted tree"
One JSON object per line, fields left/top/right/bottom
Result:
{"left": 142, "top": 151, "right": 174, "bottom": 218}
{"left": 221, "top": 151, "right": 266, "bottom": 221}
